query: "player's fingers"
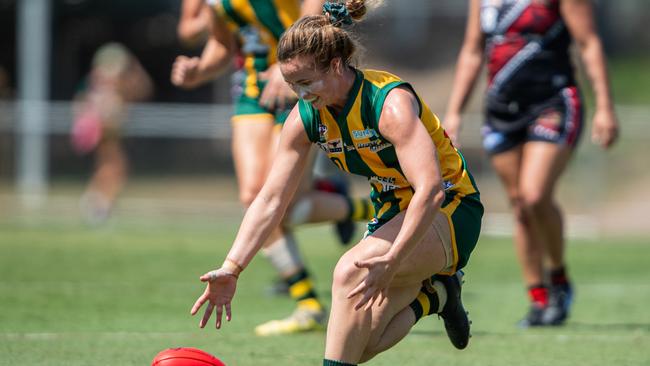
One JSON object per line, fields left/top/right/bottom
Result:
{"left": 355, "top": 288, "right": 375, "bottom": 311}
{"left": 225, "top": 302, "right": 232, "bottom": 322}
{"left": 364, "top": 291, "right": 379, "bottom": 311}
{"left": 190, "top": 294, "right": 207, "bottom": 315}
{"left": 377, "top": 289, "right": 387, "bottom": 307}
{"left": 353, "top": 259, "right": 372, "bottom": 269}
{"left": 200, "top": 303, "right": 214, "bottom": 328}
{"left": 346, "top": 280, "right": 367, "bottom": 299}
{"left": 200, "top": 270, "right": 219, "bottom": 282}
{"left": 215, "top": 303, "right": 224, "bottom": 329}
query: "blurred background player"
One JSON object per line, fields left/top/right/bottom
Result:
{"left": 173, "top": 0, "right": 372, "bottom": 336}
{"left": 72, "top": 43, "right": 153, "bottom": 225}
{"left": 443, "top": 0, "right": 619, "bottom": 327}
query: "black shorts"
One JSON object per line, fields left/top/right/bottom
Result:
{"left": 482, "top": 86, "right": 584, "bottom": 155}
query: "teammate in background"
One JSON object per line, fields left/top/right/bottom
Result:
{"left": 443, "top": 0, "right": 619, "bottom": 327}
{"left": 72, "top": 43, "right": 153, "bottom": 225}
{"left": 178, "top": 0, "right": 212, "bottom": 48}
{"left": 172, "top": 0, "right": 372, "bottom": 336}
{"left": 190, "top": 2, "right": 483, "bottom": 364}
{"left": 176, "top": 0, "right": 364, "bottom": 247}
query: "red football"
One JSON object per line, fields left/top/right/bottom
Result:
{"left": 151, "top": 347, "right": 226, "bottom": 366}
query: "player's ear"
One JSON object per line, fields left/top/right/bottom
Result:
{"left": 329, "top": 57, "right": 344, "bottom": 75}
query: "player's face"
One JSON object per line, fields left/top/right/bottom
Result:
{"left": 280, "top": 55, "right": 343, "bottom": 109}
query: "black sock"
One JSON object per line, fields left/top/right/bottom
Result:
{"left": 323, "top": 359, "right": 356, "bottom": 366}
{"left": 550, "top": 266, "right": 569, "bottom": 286}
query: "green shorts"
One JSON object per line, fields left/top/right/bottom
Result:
{"left": 231, "top": 69, "right": 293, "bottom": 125}
{"left": 443, "top": 193, "right": 483, "bottom": 272}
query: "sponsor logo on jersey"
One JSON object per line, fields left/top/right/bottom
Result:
{"left": 352, "top": 129, "right": 379, "bottom": 139}
{"left": 318, "top": 123, "right": 328, "bottom": 141}
{"left": 443, "top": 180, "right": 455, "bottom": 191}
{"left": 357, "top": 140, "right": 393, "bottom": 153}
{"left": 326, "top": 139, "right": 343, "bottom": 153}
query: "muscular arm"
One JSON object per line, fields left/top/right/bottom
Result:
{"left": 224, "top": 106, "right": 313, "bottom": 269}
{"left": 378, "top": 87, "right": 445, "bottom": 264}
{"left": 171, "top": 7, "right": 237, "bottom": 89}
{"left": 561, "top": 0, "right": 619, "bottom": 148}
{"left": 196, "top": 9, "right": 238, "bottom": 82}
{"left": 443, "top": 0, "right": 485, "bottom": 144}
{"left": 177, "top": 0, "right": 210, "bottom": 47}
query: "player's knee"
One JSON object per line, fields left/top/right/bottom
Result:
{"left": 332, "top": 255, "right": 362, "bottom": 295}
{"left": 519, "top": 191, "right": 547, "bottom": 216}
{"left": 509, "top": 195, "right": 528, "bottom": 223}
{"left": 238, "top": 187, "right": 261, "bottom": 206}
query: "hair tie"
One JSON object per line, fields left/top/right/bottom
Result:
{"left": 323, "top": 2, "right": 353, "bottom": 27}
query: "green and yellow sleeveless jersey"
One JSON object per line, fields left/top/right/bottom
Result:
{"left": 298, "top": 69, "right": 481, "bottom": 234}
{"left": 209, "top": 0, "right": 298, "bottom": 99}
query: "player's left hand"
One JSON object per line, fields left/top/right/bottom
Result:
{"left": 591, "top": 108, "right": 619, "bottom": 149}
{"left": 191, "top": 268, "right": 238, "bottom": 329}
{"left": 258, "top": 64, "right": 297, "bottom": 111}
{"left": 347, "top": 255, "right": 399, "bottom": 311}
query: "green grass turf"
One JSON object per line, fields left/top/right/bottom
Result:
{"left": 1, "top": 219, "right": 648, "bottom": 366}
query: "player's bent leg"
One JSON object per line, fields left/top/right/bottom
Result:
{"left": 324, "top": 210, "right": 448, "bottom": 364}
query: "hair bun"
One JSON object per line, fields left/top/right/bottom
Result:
{"left": 345, "top": 0, "right": 367, "bottom": 21}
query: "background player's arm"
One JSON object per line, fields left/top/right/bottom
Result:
{"left": 171, "top": 7, "right": 237, "bottom": 89}
{"left": 177, "top": 0, "right": 211, "bottom": 47}
{"left": 257, "top": 0, "right": 325, "bottom": 109}
{"left": 301, "top": 0, "right": 326, "bottom": 16}
{"left": 443, "top": 0, "right": 484, "bottom": 146}
{"left": 561, "top": 0, "right": 619, "bottom": 149}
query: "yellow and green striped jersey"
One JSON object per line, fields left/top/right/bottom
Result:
{"left": 209, "top": 0, "right": 299, "bottom": 73}
{"left": 298, "top": 69, "right": 480, "bottom": 233}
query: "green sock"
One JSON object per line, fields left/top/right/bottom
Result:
{"left": 323, "top": 359, "right": 356, "bottom": 366}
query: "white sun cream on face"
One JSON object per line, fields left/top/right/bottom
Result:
{"left": 293, "top": 80, "right": 324, "bottom": 102}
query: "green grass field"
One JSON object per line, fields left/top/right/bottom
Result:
{"left": 1, "top": 218, "right": 648, "bottom": 366}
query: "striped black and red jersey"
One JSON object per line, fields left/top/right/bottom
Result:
{"left": 480, "top": 0, "right": 576, "bottom": 107}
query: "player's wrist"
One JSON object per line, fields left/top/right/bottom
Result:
{"left": 221, "top": 257, "right": 244, "bottom": 278}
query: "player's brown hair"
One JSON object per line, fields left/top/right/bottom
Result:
{"left": 277, "top": 0, "right": 368, "bottom": 70}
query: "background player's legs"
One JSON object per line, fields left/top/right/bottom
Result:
{"left": 81, "top": 139, "right": 128, "bottom": 224}
{"left": 232, "top": 117, "right": 373, "bottom": 335}
{"left": 519, "top": 141, "right": 573, "bottom": 325}
{"left": 491, "top": 145, "right": 545, "bottom": 287}
{"left": 232, "top": 117, "right": 326, "bottom": 335}
{"left": 492, "top": 141, "right": 574, "bottom": 326}
{"left": 324, "top": 210, "right": 449, "bottom": 364}
{"left": 288, "top": 148, "right": 374, "bottom": 245}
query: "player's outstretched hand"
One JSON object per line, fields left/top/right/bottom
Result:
{"left": 191, "top": 269, "right": 238, "bottom": 329}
